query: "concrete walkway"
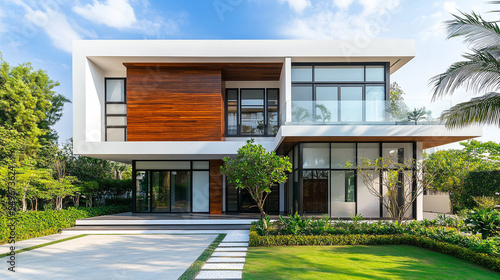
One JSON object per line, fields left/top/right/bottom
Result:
{"left": 196, "top": 232, "right": 249, "bottom": 280}
{"left": 0, "top": 233, "right": 218, "bottom": 280}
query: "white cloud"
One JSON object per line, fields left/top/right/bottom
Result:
{"left": 73, "top": 0, "right": 179, "bottom": 37}
{"left": 359, "top": 0, "right": 400, "bottom": 15}
{"left": 73, "top": 0, "right": 137, "bottom": 29}
{"left": 281, "top": 0, "right": 401, "bottom": 40}
{"left": 443, "top": 1, "right": 458, "bottom": 14}
{"left": 20, "top": 4, "right": 82, "bottom": 53}
{"left": 278, "top": 0, "right": 311, "bottom": 14}
{"left": 333, "top": 0, "right": 354, "bottom": 10}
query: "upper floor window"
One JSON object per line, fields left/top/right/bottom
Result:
{"left": 226, "top": 88, "right": 279, "bottom": 137}
{"left": 291, "top": 64, "right": 387, "bottom": 123}
{"left": 105, "top": 78, "right": 127, "bottom": 141}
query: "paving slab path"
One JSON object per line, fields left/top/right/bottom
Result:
{"left": 195, "top": 232, "right": 249, "bottom": 280}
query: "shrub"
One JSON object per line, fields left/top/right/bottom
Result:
{"left": 462, "top": 208, "right": 500, "bottom": 239}
{"left": 457, "top": 171, "right": 500, "bottom": 210}
{"left": 0, "top": 205, "right": 130, "bottom": 244}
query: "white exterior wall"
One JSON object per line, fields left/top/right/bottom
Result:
{"left": 423, "top": 194, "right": 452, "bottom": 214}
{"left": 416, "top": 142, "right": 424, "bottom": 220}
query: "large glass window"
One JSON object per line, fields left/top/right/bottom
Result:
{"left": 226, "top": 88, "right": 279, "bottom": 136}
{"left": 105, "top": 78, "right": 126, "bottom": 141}
{"left": 134, "top": 161, "right": 209, "bottom": 213}
{"left": 291, "top": 64, "right": 387, "bottom": 123}
{"left": 302, "top": 143, "right": 329, "bottom": 168}
{"left": 292, "top": 85, "right": 313, "bottom": 122}
{"left": 314, "top": 66, "right": 364, "bottom": 82}
{"left": 268, "top": 89, "right": 279, "bottom": 135}
{"left": 315, "top": 86, "right": 338, "bottom": 122}
{"left": 241, "top": 89, "right": 265, "bottom": 135}
{"left": 227, "top": 89, "right": 238, "bottom": 135}
{"left": 331, "top": 171, "right": 356, "bottom": 217}
{"left": 286, "top": 142, "right": 417, "bottom": 219}
{"left": 340, "top": 86, "right": 363, "bottom": 122}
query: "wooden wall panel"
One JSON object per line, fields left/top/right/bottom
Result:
{"left": 210, "top": 160, "right": 223, "bottom": 214}
{"left": 126, "top": 67, "right": 224, "bottom": 141}
{"left": 124, "top": 63, "right": 283, "bottom": 81}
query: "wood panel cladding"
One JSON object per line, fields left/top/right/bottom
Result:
{"left": 209, "top": 160, "right": 223, "bottom": 214}
{"left": 124, "top": 63, "right": 283, "bottom": 81}
{"left": 126, "top": 67, "right": 224, "bottom": 141}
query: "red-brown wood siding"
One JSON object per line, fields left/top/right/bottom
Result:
{"left": 126, "top": 67, "right": 224, "bottom": 141}
{"left": 210, "top": 160, "right": 223, "bottom": 214}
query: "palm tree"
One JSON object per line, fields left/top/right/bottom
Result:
{"left": 430, "top": 11, "right": 500, "bottom": 128}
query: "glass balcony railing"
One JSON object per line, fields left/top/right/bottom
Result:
{"left": 283, "top": 100, "right": 451, "bottom": 125}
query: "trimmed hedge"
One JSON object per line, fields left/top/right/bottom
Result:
{"left": 249, "top": 232, "right": 500, "bottom": 272}
{"left": 459, "top": 170, "right": 500, "bottom": 209}
{"left": 0, "top": 205, "right": 130, "bottom": 244}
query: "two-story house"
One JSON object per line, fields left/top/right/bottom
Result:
{"left": 73, "top": 40, "right": 481, "bottom": 220}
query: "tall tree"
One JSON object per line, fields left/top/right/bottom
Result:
{"left": 430, "top": 11, "right": 500, "bottom": 128}
{"left": 0, "top": 56, "right": 69, "bottom": 157}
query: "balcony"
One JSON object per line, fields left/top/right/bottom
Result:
{"left": 284, "top": 100, "right": 452, "bottom": 126}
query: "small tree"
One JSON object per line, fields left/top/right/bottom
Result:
{"left": 220, "top": 139, "right": 292, "bottom": 230}
{"left": 351, "top": 156, "right": 436, "bottom": 222}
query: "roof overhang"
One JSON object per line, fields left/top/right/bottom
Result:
{"left": 273, "top": 125, "right": 483, "bottom": 154}
{"left": 75, "top": 39, "right": 415, "bottom": 76}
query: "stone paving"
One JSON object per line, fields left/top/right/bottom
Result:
{"left": 195, "top": 232, "right": 249, "bottom": 280}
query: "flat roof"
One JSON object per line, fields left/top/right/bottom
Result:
{"left": 74, "top": 39, "right": 415, "bottom": 74}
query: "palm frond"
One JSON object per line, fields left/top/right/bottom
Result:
{"left": 430, "top": 49, "right": 500, "bottom": 99}
{"left": 446, "top": 11, "right": 500, "bottom": 50}
{"left": 440, "top": 92, "right": 500, "bottom": 128}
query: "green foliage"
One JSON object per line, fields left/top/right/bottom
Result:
{"left": 221, "top": 139, "right": 292, "bottom": 229}
{"left": 0, "top": 57, "right": 69, "bottom": 152}
{"left": 251, "top": 214, "right": 500, "bottom": 258}
{"left": 473, "top": 196, "right": 500, "bottom": 209}
{"left": 255, "top": 215, "right": 272, "bottom": 236}
{"left": 271, "top": 213, "right": 331, "bottom": 236}
{"left": 424, "top": 140, "right": 500, "bottom": 212}
{"left": 406, "top": 107, "right": 432, "bottom": 123}
{"left": 430, "top": 11, "right": 500, "bottom": 128}
{"left": 463, "top": 208, "right": 500, "bottom": 239}
{"left": 0, "top": 205, "right": 130, "bottom": 244}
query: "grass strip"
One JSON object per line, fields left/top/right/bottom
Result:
{"left": 178, "top": 234, "right": 227, "bottom": 280}
{"left": 0, "top": 234, "right": 88, "bottom": 259}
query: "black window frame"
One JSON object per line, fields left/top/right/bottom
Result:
{"left": 225, "top": 88, "right": 280, "bottom": 137}
{"left": 105, "top": 78, "right": 127, "bottom": 141}
{"left": 132, "top": 160, "right": 211, "bottom": 213}
{"left": 291, "top": 63, "right": 389, "bottom": 123}
{"left": 284, "top": 141, "right": 417, "bottom": 219}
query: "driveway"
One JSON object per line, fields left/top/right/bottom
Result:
{"left": 0, "top": 234, "right": 216, "bottom": 280}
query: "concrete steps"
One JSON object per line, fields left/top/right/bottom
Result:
{"left": 64, "top": 217, "right": 256, "bottom": 232}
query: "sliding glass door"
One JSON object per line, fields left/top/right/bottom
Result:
{"left": 151, "top": 171, "right": 191, "bottom": 212}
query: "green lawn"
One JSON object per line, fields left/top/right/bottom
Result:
{"left": 243, "top": 245, "right": 500, "bottom": 280}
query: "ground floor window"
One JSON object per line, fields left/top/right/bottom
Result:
{"left": 226, "top": 182, "right": 280, "bottom": 214}
{"left": 133, "top": 161, "right": 209, "bottom": 213}
{"left": 286, "top": 142, "right": 416, "bottom": 218}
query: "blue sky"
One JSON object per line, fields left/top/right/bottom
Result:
{"left": 0, "top": 0, "right": 497, "bottom": 149}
